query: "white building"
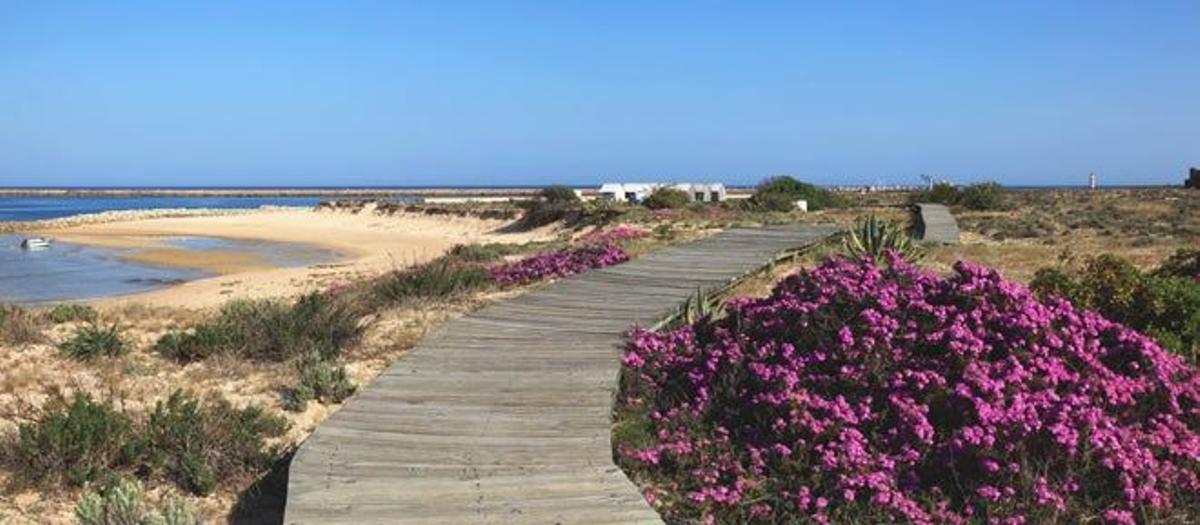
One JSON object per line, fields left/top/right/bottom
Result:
{"left": 598, "top": 182, "right": 726, "bottom": 204}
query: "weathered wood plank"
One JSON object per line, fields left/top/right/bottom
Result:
{"left": 284, "top": 224, "right": 838, "bottom": 524}
{"left": 912, "top": 202, "right": 961, "bottom": 244}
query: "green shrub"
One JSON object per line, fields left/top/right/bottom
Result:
{"left": 958, "top": 181, "right": 1006, "bottom": 210}
{"left": 750, "top": 176, "right": 841, "bottom": 211}
{"left": 60, "top": 323, "right": 127, "bottom": 360}
{"left": 516, "top": 200, "right": 578, "bottom": 230}
{"left": 910, "top": 181, "right": 1006, "bottom": 210}
{"left": 154, "top": 325, "right": 231, "bottom": 362}
{"left": 843, "top": 214, "right": 923, "bottom": 262}
{"left": 508, "top": 185, "right": 585, "bottom": 230}
{"left": 75, "top": 477, "right": 199, "bottom": 525}
{"left": 749, "top": 191, "right": 800, "bottom": 213}
{"left": 9, "top": 394, "right": 131, "bottom": 487}
{"left": 47, "top": 304, "right": 99, "bottom": 324}
{"left": 642, "top": 187, "right": 691, "bottom": 210}
{"left": 373, "top": 259, "right": 490, "bottom": 305}
{"left": 6, "top": 391, "right": 286, "bottom": 498}
{"left": 283, "top": 352, "right": 356, "bottom": 412}
{"left": 539, "top": 185, "right": 580, "bottom": 204}
{"left": 156, "top": 292, "right": 362, "bottom": 362}
{"left": 1028, "top": 267, "right": 1078, "bottom": 299}
{"left": 1155, "top": 248, "right": 1200, "bottom": 281}
{"left": 127, "top": 390, "right": 287, "bottom": 496}
{"left": 0, "top": 303, "right": 46, "bottom": 345}
{"left": 1031, "top": 254, "right": 1200, "bottom": 361}
{"left": 910, "top": 181, "right": 961, "bottom": 205}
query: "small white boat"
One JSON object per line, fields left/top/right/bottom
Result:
{"left": 20, "top": 237, "right": 51, "bottom": 250}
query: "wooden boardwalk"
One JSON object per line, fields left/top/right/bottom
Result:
{"left": 284, "top": 224, "right": 837, "bottom": 524}
{"left": 912, "top": 202, "right": 961, "bottom": 244}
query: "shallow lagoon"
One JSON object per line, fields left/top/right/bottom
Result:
{"left": 0, "top": 235, "right": 339, "bottom": 304}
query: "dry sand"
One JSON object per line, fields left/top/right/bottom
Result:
{"left": 34, "top": 205, "right": 553, "bottom": 309}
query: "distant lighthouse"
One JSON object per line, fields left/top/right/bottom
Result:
{"left": 1088, "top": 172, "right": 1098, "bottom": 190}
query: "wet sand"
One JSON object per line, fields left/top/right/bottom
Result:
{"left": 33, "top": 206, "right": 551, "bottom": 308}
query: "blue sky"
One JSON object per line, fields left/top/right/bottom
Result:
{"left": 1, "top": 1, "right": 1197, "bottom": 187}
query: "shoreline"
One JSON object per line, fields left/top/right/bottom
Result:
{"left": 12, "top": 206, "right": 553, "bottom": 309}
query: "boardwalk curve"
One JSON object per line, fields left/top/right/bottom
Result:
{"left": 912, "top": 202, "right": 961, "bottom": 244}
{"left": 285, "top": 224, "right": 838, "bottom": 524}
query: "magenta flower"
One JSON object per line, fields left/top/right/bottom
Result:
{"left": 619, "top": 254, "right": 1200, "bottom": 524}
{"left": 488, "top": 243, "right": 630, "bottom": 285}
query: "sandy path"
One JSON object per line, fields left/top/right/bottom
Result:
{"left": 35, "top": 207, "right": 549, "bottom": 309}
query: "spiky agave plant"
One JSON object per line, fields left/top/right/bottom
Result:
{"left": 844, "top": 214, "right": 924, "bottom": 262}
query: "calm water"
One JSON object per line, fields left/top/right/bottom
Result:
{"left": 0, "top": 196, "right": 325, "bottom": 222}
{"left": 0, "top": 235, "right": 340, "bottom": 304}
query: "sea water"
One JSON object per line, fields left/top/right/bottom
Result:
{"left": 0, "top": 196, "right": 326, "bottom": 222}
{"left": 0, "top": 235, "right": 340, "bottom": 304}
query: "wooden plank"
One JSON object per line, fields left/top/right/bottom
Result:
{"left": 284, "top": 224, "right": 838, "bottom": 524}
{"left": 912, "top": 202, "right": 961, "bottom": 244}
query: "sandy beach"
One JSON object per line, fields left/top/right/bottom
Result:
{"left": 31, "top": 205, "right": 552, "bottom": 309}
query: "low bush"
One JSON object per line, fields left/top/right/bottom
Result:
{"left": 283, "top": 352, "right": 356, "bottom": 412}
{"left": 8, "top": 394, "right": 132, "bottom": 487}
{"left": 0, "top": 303, "right": 45, "bottom": 345}
{"left": 910, "top": 181, "right": 1007, "bottom": 210}
{"left": 373, "top": 259, "right": 491, "bottom": 305}
{"left": 156, "top": 292, "right": 363, "bottom": 362}
{"left": 539, "top": 185, "right": 580, "bottom": 204}
{"left": 47, "top": 304, "right": 98, "bottom": 324}
{"left": 619, "top": 255, "right": 1200, "bottom": 524}
{"left": 126, "top": 390, "right": 287, "bottom": 496}
{"left": 958, "top": 181, "right": 1007, "bottom": 210}
{"left": 6, "top": 391, "right": 286, "bottom": 497}
{"left": 5, "top": 390, "right": 285, "bottom": 496}
{"left": 642, "top": 187, "right": 690, "bottom": 210}
{"left": 60, "top": 323, "right": 127, "bottom": 360}
{"left": 1030, "top": 254, "right": 1200, "bottom": 361}
{"left": 488, "top": 243, "right": 629, "bottom": 285}
{"left": 750, "top": 175, "right": 842, "bottom": 211}
{"left": 75, "top": 477, "right": 198, "bottom": 525}
{"left": 910, "top": 181, "right": 962, "bottom": 206}
{"left": 511, "top": 185, "right": 583, "bottom": 230}
{"left": 154, "top": 325, "right": 230, "bottom": 362}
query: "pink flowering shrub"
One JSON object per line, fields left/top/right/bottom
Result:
{"left": 619, "top": 254, "right": 1200, "bottom": 524}
{"left": 488, "top": 243, "right": 630, "bottom": 285}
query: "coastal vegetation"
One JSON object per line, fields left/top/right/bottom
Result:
{"left": 843, "top": 214, "right": 923, "bottom": 262}
{"left": 0, "top": 304, "right": 45, "bottom": 346}
{"left": 488, "top": 242, "right": 632, "bottom": 285}
{"left": 155, "top": 293, "right": 363, "bottom": 363}
{"left": 282, "top": 352, "right": 356, "bottom": 412}
{"left": 371, "top": 258, "right": 492, "bottom": 306}
{"left": 910, "top": 180, "right": 1007, "bottom": 210}
{"left": 47, "top": 305, "right": 98, "bottom": 324}
{"left": 1030, "top": 250, "right": 1200, "bottom": 361}
{"left": 0, "top": 188, "right": 1196, "bottom": 522}
{"left": 4, "top": 390, "right": 286, "bottom": 497}
{"left": 617, "top": 254, "right": 1200, "bottom": 524}
{"left": 59, "top": 323, "right": 127, "bottom": 360}
{"left": 642, "top": 187, "right": 691, "bottom": 210}
{"left": 75, "top": 478, "right": 198, "bottom": 525}
{"left": 751, "top": 175, "right": 843, "bottom": 211}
